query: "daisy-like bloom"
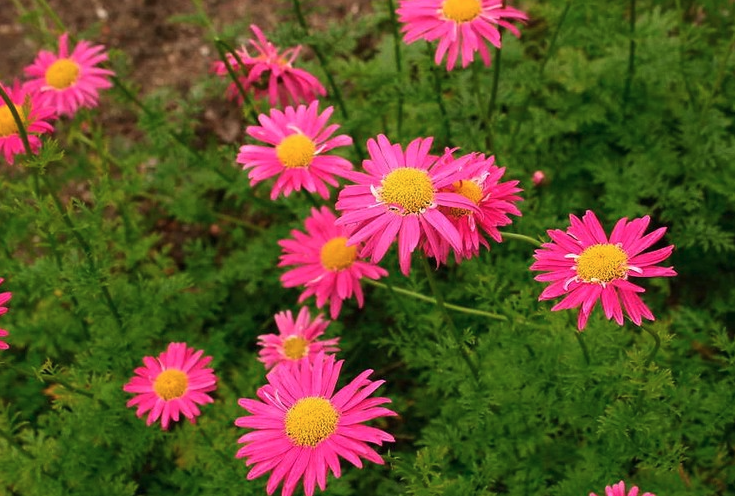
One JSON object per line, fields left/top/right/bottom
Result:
{"left": 336, "top": 134, "right": 479, "bottom": 276}
{"left": 0, "top": 278, "right": 12, "bottom": 350}
{"left": 258, "top": 307, "right": 341, "bottom": 369}
{"left": 530, "top": 210, "right": 677, "bottom": 330}
{"left": 397, "top": 0, "right": 528, "bottom": 70}
{"left": 24, "top": 33, "right": 114, "bottom": 117}
{"left": 590, "top": 480, "right": 656, "bottom": 496}
{"left": 279, "top": 207, "right": 388, "bottom": 318}
{"left": 212, "top": 24, "right": 326, "bottom": 107}
{"left": 237, "top": 101, "right": 353, "bottom": 200}
{"left": 123, "top": 342, "right": 217, "bottom": 430}
{"left": 428, "top": 152, "right": 522, "bottom": 263}
{"left": 0, "top": 81, "right": 54, "bottom": 165}
{"left": 235, "top": 352, "right": 396, "bottom": 496}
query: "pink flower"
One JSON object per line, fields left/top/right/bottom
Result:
{"left": 235, "top": 352, "right": 396, "bottom": 496}
{"left": 532, "top": 170, "right": 546, "bottom": 186}
{"left": 590, "top": 480, "right": 656, "bottom": 496}
{"left": 258, "top": 307, "right": 341, "bottom": 370}
{"left": 279, "top": 207, "right": 388, "bottom": 318}
{"left": 0, "top": 80, "right": 54, "bottom": 165}
{"left": 335, "top": 135, "right": 479, "bottom": 275}
{"left": 397, "top": 0, "right": 528, "bottom": 70}
{"left": 212, "top": 25, "right": 326, "bottom": 107}
{"left": 530, "top": 210, "right": 677, "bottom": 330}
{"left": 24, "top": 33, "right": 114, "bottom": 117}
{"left": 123, "top": 342, "right": 217, "bottom": 430}
{"left": 0, "top": 278, "right": 12, "bottom": 350}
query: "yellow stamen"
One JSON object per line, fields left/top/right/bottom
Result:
{"left": 276, "top": 134, "right": 316, "bottom": 168}
{"left": 575, "top": 243, "right": 629, "bottom": 283}
{"left": 45, "top": 59, "right": 81, "bottom": 89}
{"left": 0, "top": 105, "right": 24, "bottom": 137}
{"left": 380, "top": 167, "right": 435, "bottom": 214}
{"left": 447, "top": 179, "right": 483, "bottom": 217}
{"left": 153, "top": 369, "right": 188, "bottom": 400}
{"left": 320, "top": 236, "right": 358, "bottom": 271}
{"left": 285, "top": 396, "right": 339, "bottom": 447}
{"left": 442, "top": 0, "right": 482, "bottom": 23}
{"left": 283, "top": 336, "right": 310, "bottom": 360}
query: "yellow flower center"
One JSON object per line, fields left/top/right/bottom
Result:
{"left": 45, "top": 59, "right": 81, "bottom": 89}
{"left": 285, "top": 396, "right": 339, "bottom": 447}
{"left": 283, "top": 336, "right": 310, "bottom": 360}
{"left": 442, "top": 0, "right": 482, "bottom": 23}
{"left": 320, "top": 236, "right": 358, "bottom": 271}
{"left": 575, "top": 243, "right": 629, "bottom": 283}
{"left": 447, "top": 179, "right": 483, "bottom": 217}
{"left": 380, "top": 167, "right": 435, "bottom": 214}
{"left": 153, "top": 369, "right": 188, "bottom": 400}
{"left": 0, "top": 105, "right": 23, "bottom": 137}
{"left": 276, "top": 134, "right": 316, "bottom": 168}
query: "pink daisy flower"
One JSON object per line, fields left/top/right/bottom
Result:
{"left": 397, "top": 0, "right": 528, "bottom": 70}
{"left": 427, "top": 152, "right": 522, "bottom": 263}
{"left": 212, "top": 24, "right": 326, "bottom": 107}
{"left": 258, "top": 307, "right": 341, "bottom": 370}
{"left": 237, "top": 101, "right": 353, "bottom": 200}
{"left": 235, "top": 352, "right": 396, "bottom": 496}
{"left": 24, "top": 33, "right": 114, "bottom": 117}
{"left": 123, "top": 342, "right": 217, "bottom": 430}
{"left": 590, "top": 480, "right": 656, "bottom": 496}
{"left": 335, "top": 134, "right": 479, "bottom": 276}
{"left": 279, "top": 207, "right": 388, "bottom": 319}
{"left": 0, "top": 80, "right": 54, "bottom": 165}
{"left": 530, "top": 210, "right": 677, "bottom": 330}
{"left": 0, "top": 278, "right": 12, "bottom": 350}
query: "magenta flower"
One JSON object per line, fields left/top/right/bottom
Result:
{"left": 336, "top": 135, "right": 479, "bottom": 275}
{"left": 24, "top": 33, "right": 114, "bottom": 117}
{"left": 237, "top": 101, "right": 353, "bottom": 200}
{"left": 258, "top": 307, "right": 340, "bottom": 370}
{"left": 212, "top": 25, "right": 326, "bottom": 107}
{"left": 590, "top": 480, "right": 656, "bottom": 496}
{"left": 235, "top": 352, "right": 396, "bottom": 496}
{"left": 123, "top": 342, "right": 217, "bottom": 430}
{"left": 0, "top": 278, "right": 12, "bottom": 350}
{"left": 530, "top": 210, "right": 677, "bottom": 330}
{"left": 397, "top": 0, "right": 528, "bottom": 70}
{"left": 0, "top": 81, "right": 54, "bottom": 165}
{"left": 279, "top": 207, "right": 388, "bottom": 318}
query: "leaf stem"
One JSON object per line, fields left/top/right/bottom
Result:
{"left": 484, "top": 46, "right": 502, "bottom": 152}
{"left": 0, "top": 85, "right": 33, "bottom": 157}
{"left": 641, "top": 326, "right": 661, "bottom": 366}
{"left": 425, "top": 43, "right": 452, "bottom": 146}
{"left": 213, "top": 38, "right": 261, "bottom": 122}
{"left": 574, "top": 330, "right": 590, "bottom": 365}
{"left": 386, "top": 0, "right": 405, "bottom": 139}
{"left": 500, "top": 231, "right": 543, "bottom": 247}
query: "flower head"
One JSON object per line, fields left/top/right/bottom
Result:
{"left": 279, "top": 207, "right": 388, "bottom": 318}
{"left": 212, "top": 25, "right": 326, "bottom": 107}
{"left": 24, "top": 33, "right": 114, "bottom": 117}
{"left": 123, "top": 342, "right": 217, "bottom": 430}
{"left": 336, "top": 134, "right": 479, "bottom": 275}
{"left": 590, "top": 480, "right": 656, "bottom": 496}
{"left": 532, "top": 170, "right": 546, "bottom": 186}
{"left": 530, "top": 210, "right": 677, "bottom": 330}
{"left": 0, "top": 278, "right": 12, "bottom": 350}
{"left": 397, "top": 0, "right": 528, "bottom": 70}
{"left": 237, "top": 101, "right": 353, "bottom": 200}
{"left": 258, "top": 307, "right": 341, "bottom": 369}
{"left": 0, "top": 81, "right": 54, "bottom": 165}
{"left": 236, "top": 352, "right": 396, "bottom": 496}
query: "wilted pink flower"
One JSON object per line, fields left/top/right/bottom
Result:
{"left": 24, "top": 33, "right": 114, "bottom": 117}
{"left": 590, "top": 480, "right": 656, "bottom": 496}
{"left": 123, "top": 342, "right": 217, "bottom": 430}
{"left": 530, "top": 210, "right": 677, "bottom": 330}
{"left": 236, "top": 352, "right": 396, "bottom": 496}
{"left": 0, "top": 81, "right": 54, "bottom": 165}
{"left": 397, "top": 0, "right": 528, "bottom": 70}
{"left": 279, "top": 207, "right": 388, "bottom": 318}
{"left": 0, "top": 278, "right": 12, "bottom": 350}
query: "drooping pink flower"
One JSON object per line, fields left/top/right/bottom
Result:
{"left": 590, "top": 480, "right": 656, "bottom": 496}
{"left": 336, "top": 135, "right": 479, "bottom": 275}
{"left": 397, "top": 0, "right": 528, "bottom": 70}
{"left": 237, "top": 101, "right": 353, "bottom": 200}
{"left": 530, "top": 210, "right": 677, "bottom": 330}
{"left": 0, "top": 278, "right": 12, "bottom": 350}
{"left": 0, "top": 81, "right": 54, "bottom": 165}
{"left": 212, "top": 25, "right": 326, "bottom": 107}
{"left": 235, "top": 352, "right": 396, "bottom": 496}
{"left": 279, "top": 207, "right": 388, "bottom": 318}
{"left": 123, "top": 342, "right": 217, "bottom": 430}
{"left": 258, "top": 307, "right": 340, "bottom": 370}
{"left": 24, "top": 33, "right": 114, "bottom": 117}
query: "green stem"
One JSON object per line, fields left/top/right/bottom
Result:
{"left": 500, "top": 231, "right": 543, "bottom": 248}
{"left": 363, "top": 278, "right": 507, "bottom": 321}
{"left": 484, "top": 46, "right": 502, "bottom": 152}
{"left": 0, "top": 85, "right": 33, "bottom": 157}
{"left": 0, "top": 428, "right": 34, "bottom": 461}
{"left": 190, "top": 0, "right": 217, "bottom": 38}
{"left": 425, "top": 43, "right": 452, "bottom": 146}
{"left": 214, "top": 39, "right": 260, "bottom": 122}
{"left": 34, "top": 0, "right": 65, "bottom": 32}
{"left": 622, "top": 0, "right": 637, "bottom": 108}
{"left": 386, "top": 0, "right": 404, "bottom": 139}
{"left": 421, "top": 258, "right": 480, "bottom": 380}
{"left": 574, "top": 331, "right": 590, "bottom": 365}
{"left": 699, "top": 21, "right": 735, "bottom": 126}
{"left": 642, "top": 326, "right": 661, "bottom": 366}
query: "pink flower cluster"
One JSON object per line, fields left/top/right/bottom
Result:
{"left": 0, "top": 278, "right": 12, "bottom": 350}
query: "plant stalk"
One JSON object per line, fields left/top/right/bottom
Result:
{"left": 425, "top": 44, "right": 452, "bottom": 146}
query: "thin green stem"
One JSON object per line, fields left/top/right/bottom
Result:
{"left": 425, "top": 44, "right": 452, "bottom": 146}
{"left": 34, "top": 0, "right": 65, "bottom": 32}
{"left": 214, "top": 39, "right": 260, "bottom": 122}
{"left": 574, "top": 331, "right": 590, "bottom": 365}
{"left": 0, "top": 428, "right": 34, "bottom": 461}
{"left": 484, "top": 47, "right": 502, "bottom": 152}
{"left": 190, "top": 0, "right": 217, "bottom": 38}
{"left": 386, "top": 0, "right": 404, "bottom": 139}
{"left": 0, "top": 85, "right": 33, "bottom": 157}
{"left": 642, "top": 326, "right": 661, "bottom": 366}
{"left": 500, "top": 231, "right": 543, "bottom": 248}
{"left": 699, "top": 20, "right": 735, "bottom": 126}
{"left": 622, "top": 0, "right": 637, "bottom": 108}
